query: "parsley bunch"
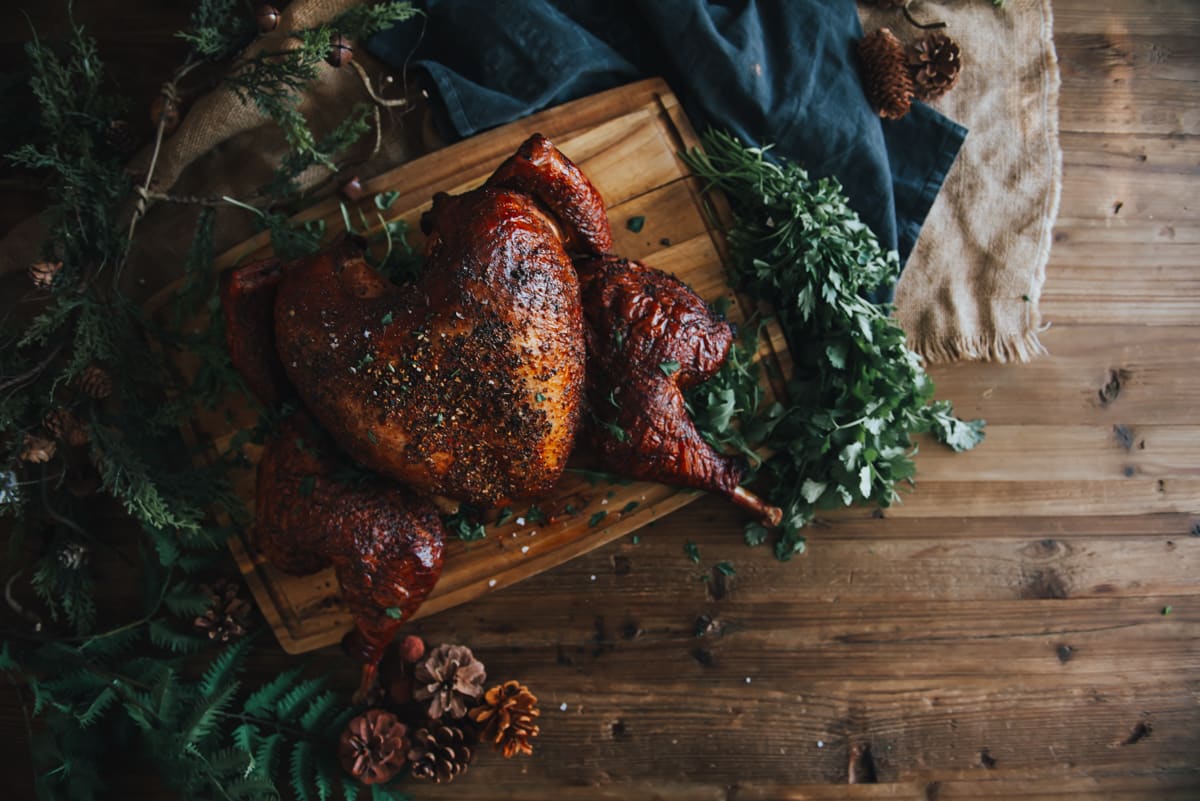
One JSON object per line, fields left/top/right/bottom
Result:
{"left": 683, "top": 130, "right": 984, "bottom": 560}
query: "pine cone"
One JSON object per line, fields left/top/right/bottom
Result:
{"left": 858, "top": 28, "right": 914, "bottom": 120}
{"left": 910, "top": 32, "right": 962, "bottom": 101}
{"left": 43, "top": 408, "right": 89, "bottom": 447}
{"left": 78, "top": 366, "right": 113, "bottom": 400}
{"left": 29, "top": 261, "right": 62, "bottom": 289}
{"left": 193, "top": 579, "right": 252, "bottom": 642}
{"left": 470, "top": 680, "right": 541, "bottom": 758}
{"left": 414, "top": 644, "right": 486, "bottom": 719}
{"left": 338, "top": 708, "right": 408, "bottom": 785}
{"left": 407, "top": 724, "right": 474, "bottom": 783}
{"left": 57, "top": 541, "right": 89, "bottom": 570}
{"left": 20, "top": 433, "right": 57, "bottom": 464}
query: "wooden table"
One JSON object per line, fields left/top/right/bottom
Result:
{"left": 1, "top": 2, "right": 1197, "bottom": 798}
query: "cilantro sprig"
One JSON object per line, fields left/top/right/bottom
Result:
{"left": 683, "top": 130, "right": 984, "bottom": 560}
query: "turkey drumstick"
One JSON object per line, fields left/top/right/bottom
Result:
{"left": 254, "top": 412, "right": 445, "bottom": 702}
{"left": 575, "top": 254, "right": 782, "bottom": 527}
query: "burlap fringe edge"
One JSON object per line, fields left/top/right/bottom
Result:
{"left": 909, "top": 328, "right": 1049, "bottom": 365}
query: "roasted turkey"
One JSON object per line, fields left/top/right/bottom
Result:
{"left": 220, "top": 133, "right": 779, "bottom": 700}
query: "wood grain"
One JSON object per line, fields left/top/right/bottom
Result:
{"left": 1, "top": 1, "right": 1198, "bottom": 800}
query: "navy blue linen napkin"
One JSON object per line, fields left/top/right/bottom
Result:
{"left": 368, "top": 0, "right": 966, "bottom": 284}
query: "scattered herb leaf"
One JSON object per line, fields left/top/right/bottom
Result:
{"left": 684, "top": 540, "right": 701, "bottom": 564}
{"left": 714, "top": 561, "right": 736, "bottom": 577}
{"left": 445, "top": 505, "right": 487, "bottom": 541}
{"left": 659, "top": 359, "right": 681, "bottom": 377}
{"left": 384, "top": 606, "right": 403, "bottom": 620}
{"left": 374, "top": 189, "right": 401, "bottom": 210}
{"left": 626, "top": 215, "right": 646, "bottom": 233}
{"left": 588, "top": 511, "right": 608, "bottom": 527}
{"left": 743, "top": 522, "right": 767, "bottom": 547}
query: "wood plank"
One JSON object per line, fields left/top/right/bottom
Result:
{"left": 1053, "top": 1, "right": 1200, "bottom": 36}
{"left": 911, "top": 425, "right": 1200, "bottom": 480}
{"left": 875, "top": 478, "right": 1200, "bottom": 518}
{"left": 465, "top": 529, "right": 1200, "bottom": 604}
{"left": 801, "top": 514, "right": 1198, "bottom": 542}
{"left": 1056, "top": 28, "right": 1200, "bottom": 134}
{"left": 923, "top": 325, "right": 1200, "bottom": 426}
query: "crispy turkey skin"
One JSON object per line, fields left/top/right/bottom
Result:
{"left": 273, "top": 135, "right": 610, "bottom": 507}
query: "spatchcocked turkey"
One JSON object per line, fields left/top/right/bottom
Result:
{"left": 221, "top": 134, "right": 777, "bottom": 700}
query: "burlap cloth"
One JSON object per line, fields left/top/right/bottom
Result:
{"left": 860, "top": 0, "right": 1062, "bottom": 362}
{"left": 2, "top": 0, "right": 1061, "bottom": 363}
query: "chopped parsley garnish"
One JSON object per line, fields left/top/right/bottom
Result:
{"left": 600, "top": 420, "right": 630, "bottom": 443}
{"left": 659, "top": 360, "right": 681, "bottom": 376}
{"left": 684, "top": 540, "right": 701, "bottom": 564}
{"left": 588, "top": 511, "right": 608, "bottom": 527}
{"left": 384, "top": 607, "right": 403, "bottom": 620}
{"left": 681, "top": 130, "right": 985, "bottom": 561}
{"left": 714, "top": 561, "right": 736, "bottom": 577}
{"left": 626, "top": 215, "right": 646, "bottom": 233}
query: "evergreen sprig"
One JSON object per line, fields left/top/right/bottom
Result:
{"left": 1, "top": 3, "right": 419, "bottom": 800}
{"left": 683, "top": 129, "right": 984, "bottom": 560}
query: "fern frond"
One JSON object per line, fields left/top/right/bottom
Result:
{"left": 78, "top": 623, "right": 144, "bottom": 660}
{"left": 341, "top": 777, "right": 360, "bottom": 801}
{"left": 253, "top": 732, "right": 285, "bottom": 780}
{"left": 276, "top": 677, "right": 324, "bottom": 722}
{"left": 180, "top": 679, "right": 239, "bottom": 748}
{"left": 299, "top": 690, "right": 340, "bottom": 733}
{"left": 289, "top": 740, "right": 316, "bottom": 801}
{"left": 244, "top": 667, "right": 303, "bottom": 716}
{"left": 75, "top": 686, "right": 117, "bottom": 727}
{"left": 233, "top": 721, "right": 258, "bottom": 756}
{"left": 199, "top": 637, "right": 251, "bottom": 699}
{"left": 313, "top": 756, "right": 336, "bottom": 801}
{"left": 224, "top": 775, "right": 282, "bottom": 801}
{"left": 204, "top": 745, "right": 256, "bottom": 779}
{"left": 163, "top": 579, "right": 212, "bottom": 618}
{"left": 149, "top": 619, "right": 206, "bottom": 654}
{"left": 151, "top": 665, "right": 179, "bottom": 721}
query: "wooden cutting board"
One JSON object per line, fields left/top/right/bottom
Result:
{"left": 199, "top": 78, "right": 792, "bottom": 654}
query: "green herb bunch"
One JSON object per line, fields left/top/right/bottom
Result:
{"left": 1, "top": 2, "right": 418, "bottom": 800}
{"left": 683, "top": 130, "right": 984, "bottom": 560}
